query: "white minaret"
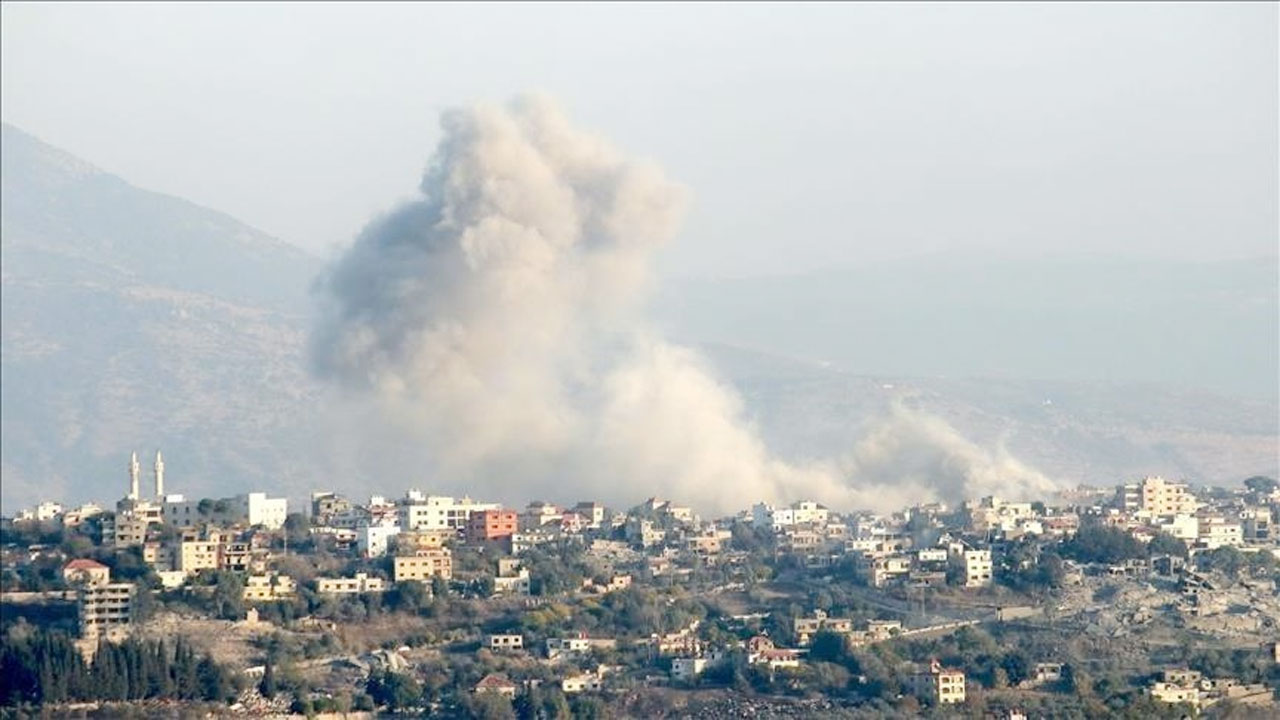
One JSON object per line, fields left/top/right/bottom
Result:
{"left": 154, "top": 450, "right": 165, "bottom": 499}
{"left": 128, "top": 451, "right": 140, "bottom": 500}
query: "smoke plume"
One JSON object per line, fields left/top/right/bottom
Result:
{"left": 312, "top": 95, "right": 1054, "bottom": 514}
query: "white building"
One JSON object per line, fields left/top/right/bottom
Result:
{"left": 1198, "top": 517, "right": 1244, "bottom": 550}
{"left": 962, "top": 549, "right": 993, "bottom": 587}
{"left": 316, "top": 573, "right": 386, "bottom": 594}
{"left": 399, "top": 494, "right": 499, "bottom": 531}
{"left": 235, "top": 493, "right": 288, "bottom": 529}
{"left": 357, "top": 523, "right": 402, "bottom": 558}
{"left": 752, "top": 501, "right": 827, "bottom": 531}
{"left": 18, "top": 501, "right": 66, "bottom": 522}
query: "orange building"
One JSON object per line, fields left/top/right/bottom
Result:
{"left": 467, "top": 509, "right": 519, "bottom": 542}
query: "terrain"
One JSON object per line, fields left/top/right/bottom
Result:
{"left": 1, "top": 123, "right": 1275, "bottom": 512}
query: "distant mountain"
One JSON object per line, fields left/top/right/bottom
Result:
{"left": 654, "top": 254, "right": 1279, "bottom": 400}
{"left": 693, "top": 343, "right": 1278, "bottom": 489}
{"left": 1, "top": 124, "right": 325, "bottom": 512}
{"left": 1, "top": 124, "right": 1274, "bottom": 513}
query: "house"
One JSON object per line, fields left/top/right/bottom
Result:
{"left": 467, "top": 509, "right": 519, "bottom": 542}
{"left": 315, "top": 573, "right": 386, "bottom": 594}
{"left": 907, "top": 659, "right": 966, "bottom": 704}
{"left": 671, "top": 657, "right": 711, "bottom": 681}
{"left": 243, "top": 573, "right": 296, "bottom": 601}
{"left": 62, "top": 559, "right": 110, "bottom": 587}
{"left": 793, "top": 609, "right": 854, "bottom": 646}
{"left": 486, "top": 634, "right": 524, "bottom": 651}
{"left": 561, "top": 669, "right": 605, "bottom": 693}
{"left": 746, "top": 636, "right": 802, "bottom": 669}
{"left": 546, "top": 634, "right": 615, "bottom": 660}
{"left": 474, "top": 673, "right": 518, "bottom": 698}
{"left": 393, "top": 549, "right": 453, "bottom": 581}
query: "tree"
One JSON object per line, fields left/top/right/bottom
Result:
{"left": 1147, "top": 531, "right": 1188, "bottom": 558}
{"left": 1244, "top": 476, "right": 1278, "bottom": 494}
{"left": 260, "top": 655, "right": 278, "bottom": 698}
{"left": 809, "top": 630, "right": 848, "bottom": 663}
{"left": 1061, "top": 523, "right": 1146, "bottom": 564}
{"left": 367, "top": 670, "right": 421, "bottom": 711}
{"left": 210, "top": 571, "right": 245, "bottom": 620}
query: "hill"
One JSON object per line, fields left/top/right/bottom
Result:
{"left": 1, "top": 123, "right": 324, "bottom": 510}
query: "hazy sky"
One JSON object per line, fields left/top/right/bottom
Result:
{"left": 2, "top": 2, "right": 1276, "bottom": 278}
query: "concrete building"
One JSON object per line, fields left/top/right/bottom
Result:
{"left": 59, "top": 504, "right": 103, "bottom": 528}
{"left": 794, "top": 609, "right": 854, "bottom": 646}
{"left": 78, "top": 582, "right": 134, "bottom": 637}
{"left": 1198, "top": 517, "right": 1244, "bottom": 550}
{"left": 962, "top": 549, "right": 993, "bottom": 587}
{"left": 357, "top": 523, "right": 402, "bottom": 558}
{"left": 561, "top": 672, "right": 604, "bottom": 693}
{"left": 178, "top": 540, "right": 220, "bottom": 573}
{"left": 310, "top": 492, "right": 351, "bottom": 523}
{"left": 486, "top": 634, "right": 524, "bottom": 651}
{"left": 573, "top": 502, "right": 606, "bottom": 528}
{"left": 243, "top": 574, "right": 297, "bottom": 601}
{"left": 521, "top": 501, "right": 563, "bottom": 530}
{"left": 1117, "top": 476, "right": 1199, "bottom": 515}
{"left": 316, "top": 573, "right": 386, "bottom": 594}
{"left": 908, "top": 660, "right": 966, "bottom": 704}
{"left": 233, "top": 493, "right": 289, "bottom": 529}
{"left": 103, "top": 514, "right": 151, "bottom": 548}
{"left": 393, "top": 549, "right": 453, "bottom": 581}
{"left": 63, "top": 559, "right": 110, "bottom": 587}
{"left": 467, "top": 509, "right": 519, "bottom": 542}
{"left": 400, "top": 494, "right": 499, "bottom": 531}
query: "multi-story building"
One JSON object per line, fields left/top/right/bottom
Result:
{"left": 467, "top": 509, "right": 519, "bottom": 542}
{"left": 357, "top": 522, "right": 402, "bottom": 558}
{"left": 962, "top": 549, "right": 993, "bottom": 587}
{"left": 103, "top": 514, "right": 151, "bottom": 548}
{"left": 521, "top": 501, "right": 563, "bottom": 530}
{"left": 908, "top": 660, "right": 966, "bottom": 704}
{"left": 78, "top": 582, "right": 135, "bottom": 637}
{"left": 1197, "top": 517, "right": 1244, "bottom": 550}
{"left": 398, "top": 493, "right": 499, "bottom": 532}
{"left": 794, "top": 609, "right": 854, "bottom": 646}
{"left": 316, "top": 573, "right": 386, "bottom": 594}
{"left": 573, "top": 502, "right": 606, "bottom": 529}
{"left": 1241, "top": 507, "right": 1272, "bottom": 544}
{"left": 141, "top": 542, "right": 175, "bottom": 571}
{"left": 1117, "top": 476, "right": 1199, "bottom": 515}
{"left": 393, "top": 549, "right": 453, "bottom": 582}
{"left": 178, "top": 540, "right": 220, "bottom": 573}
{"left": 310, "top": 491, "right": 351, "bottom": 523}
{"left": 233, "top": 493, "right": 289, "bottom": 529}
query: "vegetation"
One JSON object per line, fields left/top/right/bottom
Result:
{"left": 0, "top": 625, "right": 237, "bottom": 707}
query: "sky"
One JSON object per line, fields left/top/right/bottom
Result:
{"left": 1, "top": 2, "right": 1276, "bottom": 279}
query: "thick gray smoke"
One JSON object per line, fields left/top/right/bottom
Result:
{"left": 312, "top": 96, "right": 1054, "bottom": 514}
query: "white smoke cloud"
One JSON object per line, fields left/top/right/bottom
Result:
{"left": 312, "top": 95, "right": 1054, "bottom": 515}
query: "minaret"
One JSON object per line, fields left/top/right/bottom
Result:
{"left": 154, "top": 450, "right": 165, "bottom": 499}
{"left": 129, "top": 452, "right": 140, "bottom": 500}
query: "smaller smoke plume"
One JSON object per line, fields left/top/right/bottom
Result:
{"left": 312, "top": 95, "right": 1055, "bottom": 515}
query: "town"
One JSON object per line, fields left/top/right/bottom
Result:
{"left": 3, "top": 454, "right": 1279, "bottom": 718}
